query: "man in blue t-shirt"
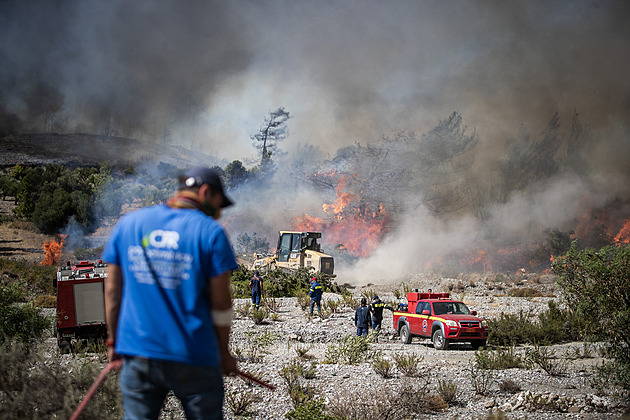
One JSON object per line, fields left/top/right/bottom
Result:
{"left": 103, "top": 166, "right": 239, "bottom": 420}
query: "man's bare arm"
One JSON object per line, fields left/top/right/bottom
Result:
{"left": 105, "top": 264, "right": 123, "bottom": 362}
{"left": 209, "top": 271, "right": 237, "bottom": 375}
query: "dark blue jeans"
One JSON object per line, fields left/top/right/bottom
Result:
{"left": 372, "top": 319, "right": 382, "bottom": 331}
{"left": 357, "top": 327, "right": 369, "bottom": 336}
{"left": 310, "top": 299, "right": 321, "bottom": 315}
{"left": 120, "top": 356, "right": 224, "bottom": 420}
{"left": 251, "top": 290, "right": 261, "bottom": 307}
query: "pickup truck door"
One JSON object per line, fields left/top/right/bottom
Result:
{"left": 415, "top": 302, "right": 432, "bottom": 338}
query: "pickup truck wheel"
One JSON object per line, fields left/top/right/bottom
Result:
{"left": 399, "top": 324, "right": 412, "bottom": 344}
{"left": 432, "top": 329, "right": 449, "bottom": 350}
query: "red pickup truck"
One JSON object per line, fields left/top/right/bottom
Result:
{"left": 392, "top": 291, "right": 488, "bottom": 350}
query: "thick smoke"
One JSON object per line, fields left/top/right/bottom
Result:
{"left": 3, "top": 1, "right": 630, "bottom": 281}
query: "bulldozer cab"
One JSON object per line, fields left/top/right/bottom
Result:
{"left": 277, "top": 231, "right": 321, "bottom": 262}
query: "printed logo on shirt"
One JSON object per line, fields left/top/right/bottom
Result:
{"left": 142, "top": 230, "right": 180, "bottom": 250}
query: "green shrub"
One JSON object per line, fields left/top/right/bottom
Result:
{"left": 230, "top": 266, "right": 344, "bottom": 299}
{"left": 475, "top": 346, "right": 523, "bottom": 370}
{"left": 252, "top": 307, "right": 268, "bottom": 324}
{"left": 285, "top": 399, "right": 334, "bottom": 420}
{"left": 552, "top": 242, "right": 630, "bottom": 394}
{"left": 487, "top": 301, "right": 584, "bottom": 346}
{"left": 324, "top": 334, "right": 374, "bottom": 365}
{"left": 0, "top": 283, "right": 51, "bottom": 345}
{"left": 393, "top": 353, "right": 424, "bottom": 377}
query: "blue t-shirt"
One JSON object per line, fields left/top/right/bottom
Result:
{"left": 102, "top": 204, "right": 238, "bottom": 366}
{"left": 250, "top": 276, "right": 262, "bottom": 293}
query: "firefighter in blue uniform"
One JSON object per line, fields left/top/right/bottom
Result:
{"left": 309, "top": 276, "right": 323, "bottom": 316}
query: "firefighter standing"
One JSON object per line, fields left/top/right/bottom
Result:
{"left": 355, "top": 297, "right": 372, "bottom": 336}
{"left": 309, "top": 277, "right": 323, "bottom": 316}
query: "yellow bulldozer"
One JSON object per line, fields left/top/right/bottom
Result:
{"left": 251, "top": 231, "right": 335, "bottom": 277}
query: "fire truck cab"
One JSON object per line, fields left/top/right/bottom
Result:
{"left": 55, "top": 260, "right": 108, "bottom": 353}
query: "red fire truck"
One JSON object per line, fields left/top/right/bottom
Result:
{"left": 54, "top": 260, "right": 108, "bottom": 353}
{"left": 392, "top": 291, "right": 488, "bottom": 350}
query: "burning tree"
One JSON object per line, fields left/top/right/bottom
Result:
{"left": 41, "top": 234, "right": 66, "bottom": 266}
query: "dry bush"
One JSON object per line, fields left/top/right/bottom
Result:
{"left": 524, "top": 344, "right": 570, "bottom": 377}
{"left": 33, "top": 294, "right": 56, "bottom": 308}
{"left": 436, "top": 378, "right": 458, "bottom": 404}
{"left": 327, "top": 385, "right": 444, "bottom": 419}
{"left": 498, "top": 379, "right": 522, "bottom": 394}
{"left": 467, "top": 362, "right": 496, "bottom": 396}
{"left": 393, "top": 352, "right": 424, "bottom": 377}
{"left": 234, "top": 301, "right": 252, "bottom": 318}
{"left": 0, "top": 339, "right": 122, "bottom": 419}
{"left": 508, "top": 287, "right": 545, "bottom": 298}
{"left": 225, "top": 387, "right": 261, "bottom": 416}
{"left": 371, "top": 352, "right": 394, "bottom": 378}
{"left": 263, "top": 297, "right": 281, "bottom": 313}
{"left": 294, "top": 344, "right": 314, "bottom": 360}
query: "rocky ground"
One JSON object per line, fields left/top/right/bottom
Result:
{"left": 47, "top": 274, "right": 627, "bottom": 419}
{"left": 1, "top": 201, "right": 627, "bottom": 419}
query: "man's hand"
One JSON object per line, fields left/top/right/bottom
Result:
{"left": 107, "top": 346, "right": 122, "bottom": 369}
{"left": 221, "top": 352, "right": 238, "bottom": 376}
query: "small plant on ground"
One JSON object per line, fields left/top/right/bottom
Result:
{"left": 280, "top": 360, "right": 318, "bottom": 408}
{"left": 295, "top": 344, "right": 314, "bottom": 360}
{"left": 323, "top": 298, "right": 342, "bottom": 314}
{"left": 342, "top": 293, "right": 358, "bottom": 309}
{"left": 252, "top": 306, "right": 268, "bottom": 324}
{"left": 235, "top": 302, "right": 252, "bottom": 318}
{"left": 436, "top": 378, "right": 458, "bottom": 404}
{"left": 239, "top": 331, "right": 278, "bottom": 362}
{"left": 225, "top": 387, "right": 261, "bottom": 416}
{"left": 498, "top": 379, "right": 522, "bottom": 394}
{"left": 296, "top": 291, "right": 310, "bottom": 312}
{"left": 285, "top": 399, "right": 334, "bottom": 420}
{"left": 393, "top": 352, "right": 424, "bottom": 377}
{"left": 324, "top": 334, "right": 375, "bottom": 365}
{"left": 475, "top": 346, "right": 523, "bottom": 370}
{"left": 467, "top": 362, "right": 496, "bottom": 396}
{"left": 371, "top": 352, "right": 394, "bottom": 378}
{"left": 263, "top": 296, "right": 281, "bottom": 313}
{"left": 524, "top": 343, "right": 569, "bottom": 377}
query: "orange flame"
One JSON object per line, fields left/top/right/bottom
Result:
{"left": 614, "top": 218, "right": 630, "bottom": 246}
{"left": 294, "top": 172, "right": 389, "bottom": 258}
{"left": 41, "top": 234, "right": 67, "bottom": 266}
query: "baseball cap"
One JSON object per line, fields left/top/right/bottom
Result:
{"left": 179, "top": 166, "right": 234, "bottom": 208}
{"left": 373, "top": 295, "right": 378, "bottom": 299}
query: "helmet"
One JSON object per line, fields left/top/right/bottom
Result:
{"left": 372, "top": 295, "right": 379, "bottom": 300}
